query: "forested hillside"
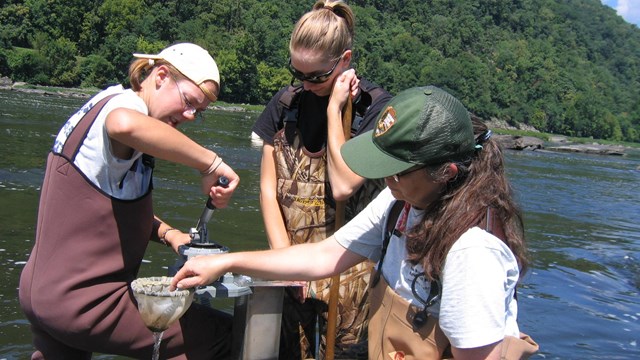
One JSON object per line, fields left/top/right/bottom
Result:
{"left": 1, "top": 0, "right": 639, "bottom": 142}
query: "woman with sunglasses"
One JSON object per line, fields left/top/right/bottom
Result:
{"left": 251, "top": 0, "right": 391, "bottom": 358}
{"left": 18, "top": 43, "right": 239, "bottom": 359}
{"left": 173, "top": 85, "right": 538, "bottom": 360}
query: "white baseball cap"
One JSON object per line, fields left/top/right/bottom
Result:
{"left": 134, "top": 43, "right": 220, "bottom": 99}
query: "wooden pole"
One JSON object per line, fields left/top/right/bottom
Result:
{"left": 325, "top": 95, "right": 352, "bottom": 360}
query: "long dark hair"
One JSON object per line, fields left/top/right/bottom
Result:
{"left": 405, "top": 119, "right": 529, "bottom": 281}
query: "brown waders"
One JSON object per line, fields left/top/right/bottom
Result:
{"left": 18, "top": 95, "right": 231, "bottom": 359}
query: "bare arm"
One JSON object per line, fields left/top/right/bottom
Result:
{"left": 105, "top": 108, "right": 239, "bottom": 208}
{"left": 152, "top": 216, "right": 192, "bottom": 253}
{"left": 259, "top": 143, "right": 291, "bottom": 249}
{"left": 326, "top": 69, "right": 367, "bottom": 200}
{"left": 170, "top": 236, "right": 366, "bottom": 290}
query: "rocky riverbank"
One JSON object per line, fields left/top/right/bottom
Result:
{"left": 493, "top": 134, "right": 627, "bottom": 156}
{"left": 0, "top": 77, "right": 96, "bottom": 98}
{"left": 483, "top": 117, "right": 630, "bottom": 157}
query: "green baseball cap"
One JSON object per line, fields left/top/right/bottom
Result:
{"left": 341, "top": 86, "right": 475, "bottom": 179}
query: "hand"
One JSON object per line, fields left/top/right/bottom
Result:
{"left": 170, "top": 254, "right": 227, "bottom": 291}
{"left": 168, "top": 230, "right": 192, "bottom": 253}
{"left": 328, "top": 69, "right": 358, "bottom": 112}
{"left": 200, "top": 161, "right": 240, "bottom": 208}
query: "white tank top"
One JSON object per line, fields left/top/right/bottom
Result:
{"left": 54, "top": 85, "right": 152, "bottom": 199}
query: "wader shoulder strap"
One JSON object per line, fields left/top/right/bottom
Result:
{"left": 278, "top": 84, "right": 304, "bottom": 144}
{"left": 60, "top": 94, "right": 117, "bottom": 161}
{"left": 371, "top": 200, "right": 440, "bottom": 322}
{"left": 371, "top": 200, "right": 406, "bottom": 287}
{"left": 278, "top": 84, "right": 304, "bottom": 110}
{"left": 60, "top": 94, "right": 155, "bottom": 191}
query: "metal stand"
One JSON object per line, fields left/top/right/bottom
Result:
{"left": 168, "top": 188, "right": 302, "bottom": 359}
{"left": 170, "top": 247, "right": 302, "bottom": 360}
{"left": 231, "top": 284, "right": 285, "bottom": 359}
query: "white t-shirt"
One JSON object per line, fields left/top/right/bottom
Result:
{"left": 334, "top": 187, "right": 521, "bottom": 348}
{"left": 53, "top": 85, "right": 152, "bottom": 199}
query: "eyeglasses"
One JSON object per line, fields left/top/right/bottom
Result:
{"left": 392, "top": 166, "right": 425, "bottom": 183}
{"left": 172, "top": 75, "right": 205, "bottom": 122}
{"left": 287, "top": 55, "right": 343, "bottom": 84}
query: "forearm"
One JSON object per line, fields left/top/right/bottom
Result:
{"left": 260, "top": 192, "right": 290, "bottom": 249}
{"left": 107, "top": 108, "right": 216, "bottom": 172}
{"left": 326, "top": 102, "right": 366, "bottom": 200}
{"left": 171, "top": 236, "right": 366, "bottom": 291}
{"left": 259, "top": 143, "right": 290, "bottom": 248}
{"left": 152, "top": 216, "right": 191, "bottom": 253}
{"left": 226, "top": 237, "right": 359, "bottom": 280}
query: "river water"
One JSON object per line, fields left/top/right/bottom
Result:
{"left": 0, "top": 89, "right": 638, "bottom": 359}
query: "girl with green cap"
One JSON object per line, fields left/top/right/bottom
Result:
{"left": 173, "top": 84, "right": 537, "bottom": 360}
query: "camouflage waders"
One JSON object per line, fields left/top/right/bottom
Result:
{"left": 274, "top": 121, "right": 381, "bottom": 359}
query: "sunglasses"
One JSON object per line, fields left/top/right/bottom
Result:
{"left": 287, "top": 55, "right": 343, "bottom": 84}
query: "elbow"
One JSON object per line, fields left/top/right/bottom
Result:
{"left": 328, "top": 172, "right": 364, "bottom": 201}
{"left": 332, "top": 189, "right": 352, "bottom": 202}
{"left": 331, "top": 184, "right": 356, "bottom": 201}
{"left": 259, "top": 188, "right": 275, "bottom": 207}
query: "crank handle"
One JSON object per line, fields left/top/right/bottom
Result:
{"left": 195, "top": 176, "right": 229, "bottom": 233}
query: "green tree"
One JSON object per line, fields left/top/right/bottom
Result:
{"left": 25, "top": 0, "right": 97, "bottom": 43}
{"left": 77, "top": 54, "right": 117, "bottom": 89}
{"left": 78, "top": 12, "right": 104, "bottom": 56}
{"left": 7, "top": 48, "right": 48, "bottom": 84}
{"left": 217, "top": 31, "right": 259, "bottom": 103}
{"left": 40, "top": 36, "right": 79, "bottom": 86}
{"left": 98, "top": 0, "right": 144, "bottom": 38}
{"left": 0, "top": 48, "right": 9, "bottom": 76}
{"left": 255, "top": 62, "right": 290, "bottom": 104}
{"left": 99, "top": 34, "right": 139, "bottom": 83}
{"left": 0, "top": 3, "right": 32, "bottom": 48}
{"left": 1, "top": 0, "right": 639, "bottom": 142}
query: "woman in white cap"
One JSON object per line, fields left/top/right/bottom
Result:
{"left": 19, "top": 43, "right": 238, "bottom": 359}
{"left": 172, "top": 85, "right": 538, "bottom": 360}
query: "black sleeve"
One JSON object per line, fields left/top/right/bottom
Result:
{"left": 252, "top": 87, "right": 289, "bottom": 146}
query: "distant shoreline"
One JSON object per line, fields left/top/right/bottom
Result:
{"left": 0, "top": 80, "right": 262, "bottom": 112}
{"left": 2, "top": 80, "right": 637, "bottom": 156}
